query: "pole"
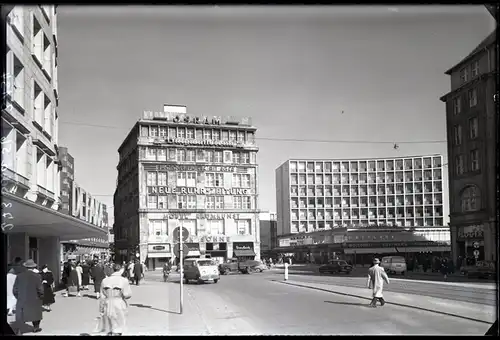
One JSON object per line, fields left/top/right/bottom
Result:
{"left": 284, "top": 262, "right": 288, "bottom": 281}
{"left": 179, "top": 227, "right": 184, "bottom": 315}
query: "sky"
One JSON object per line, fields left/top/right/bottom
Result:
{"left": 57, "top": 5, "right": 495, "bottom": 225}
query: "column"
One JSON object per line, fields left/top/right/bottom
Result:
{"left": 450, "top": 226, "right": 458, "bottom": 266}
{"left": 38, "top": 236, "right": 61, "bottom": 283}
{"left": 7, "top": 233, "right": 28, "bottom": 263}
{"left": 227, "top": 242, "right": 233, "bottom": 260}
{"left": 484, "top": 221, "right": 496, "bottom": 262}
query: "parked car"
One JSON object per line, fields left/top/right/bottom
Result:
{"left": 246, "top": 260, "right": 268, "bottom": 273}
{"left": 464, "top": 261, "right": 496, "bottom": 279}
{"left": 183, "top": 258, "right": 220, "bottom": 284}
{"left": 219, "top": 258, "right": 257, "bottom": 274}
{"left": 318, "top": 260, "right": 353, "bottom": 274}
{"left": 381, "top": 256, "right": 407, "bottom": 275}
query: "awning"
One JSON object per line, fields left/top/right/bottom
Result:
{"left": 344, "top": 248, "right": 398, "bottom": 255}
{"left": 233, "top": 249, "right": 256, "bottom": 257}
{"left": 148, "top": 253, "right": 171, "bottom": 259}
{"left": 2, "top": 192, "right": 107, "bottom": 241}
{"left": 400, "top": 246, "right": 451, "bottom": 253}
{"left": 187, "top": 250, "right": 201, "bottom": 257}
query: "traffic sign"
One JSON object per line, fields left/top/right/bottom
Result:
{"left": 173, "top": 227, "right": 189, "bottom": 242}
{"left": 473, "top": 249, "right": 480, "bottom": 257}
{"left": 473, "top": 242, "right": 480, "bottom": 249}
{"left": 173, "top": 243, "right": 189, "bottom": 258}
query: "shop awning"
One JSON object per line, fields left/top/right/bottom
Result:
{"left": 400, "top": 246, "right": 451, "bottom": 253}
{"left": 187, "top": 250, "right": 201, "bottom": 257}
{"left": 344, "top": 248, "right": 398, "bottom": 254}
{"left": 2, "top": 192, "right": 107, "bottom": 241}
{"left": 148, "top": 253, "right": 171, "bottom": 258}
{"left": 233, "top": 249, "right": 256, "bottom": 257}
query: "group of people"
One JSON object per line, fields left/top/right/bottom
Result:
{"left": 120, "top": 260, "right": 144, "bottom": 286}
{"left": 61, "top": 259, "right": 113, "bottom": 298}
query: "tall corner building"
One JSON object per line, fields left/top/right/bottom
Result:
{"left": 114, "top": 105, "right": 260, "bottom": 269}
{"left": 276, "top": 155, "right": 447, "bottom": 235}
{"left": 440, "top": 29, "right": 497, "bottom": 264}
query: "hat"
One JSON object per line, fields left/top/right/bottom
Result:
{"left": 373, "top": 258, "right": 381, "bottom": 264}
{"left": 23, "top": 259, "right": 38, "bottom": 268}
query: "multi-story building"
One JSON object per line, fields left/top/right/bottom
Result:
{"left": 440, "top": 30, "right": 497, "bottom": 265}
{"left": 114, "top": 104, "right": 260, "bottom": 270}
{"left": 2, "top": 6, "right": 106, "bottom": 282}
{"left": 259, "top": 212, "right": 277, "bottom": 257}
{"left": 275, "top": 156, "right": 450, "bottom": 263}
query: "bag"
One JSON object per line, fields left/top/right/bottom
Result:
{"left": 94, "top": 316, "right": 105, "bottom": 333}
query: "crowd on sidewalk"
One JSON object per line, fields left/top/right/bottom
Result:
{"left": 6, "top": 257, "right": 146, "bottom": 336}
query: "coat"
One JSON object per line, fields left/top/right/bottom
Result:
{"left": 99, "top": 272, "right": 132, "bottom": 334}
{"left": 40, "top": 270, "right": 56, "bottom": 305}
{"left": 133, "top": 263, "right": 142, "bottom": 277}
{"left": 82, "top": 263, "right": 91, "bottom": 285}
{"left": 367, "top": 264, "right": 390, "bottom": 298}
{"left": 7, "top": 270, "right": 17, "bottom": 312}
{"left": 91, "top": 264, "right": 106, "bottom": 292}
{"left": 13, "top": 269, "right": 44, "bottom": 323}
{"left": 68, "top": 267, "right": 81, "bottom": 289}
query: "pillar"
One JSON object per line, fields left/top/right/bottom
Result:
{"left": 450, "top": 226, "right": 458, "bottom": 266}
{"left": 38, "top": 236, "right": 61, "bottom": 284}
{"left": 484, "top": 221, "right": 496, "bottom": 262}
{"left": 7, "top": 233, "right": 28, "bottom": 263}
{"left": 227, "top": 242, "right": 233, "bottom": 260}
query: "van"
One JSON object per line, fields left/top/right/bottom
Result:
{"left": 381, "top": 256, "right": 407, "bottom": 275}
{"left": 183, "top": 258, "right": 220, "bottom": 284}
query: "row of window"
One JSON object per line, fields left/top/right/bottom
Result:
{"left": 290, "top": 157, "right": 442, "bottom": 173}
{"left": 142, "top": 147, "right": 256, "bottom": 164}
{"left": 291, "top": 206, "right": 443, "bottom": 220}
{"left": 142, "top": 125, "right": 256, "bottom": 144}
{"left": 290, "top": 218, "right": 446, "bottom": 232}
{"left": 453, "top": 117, "right": 478, "bottom": 145}
{"left": 146, "top": 195, "right": 252, "bottom": 210}
{"left": 455, "top": 150, "right": 480, "bottom": 175}
{"left": 453, "top": 88, "right": 478, "bottom": 115}
{"left": 290, "top": 171, "right": 442, "bottom": 185}
{"left": 146, "top": 171, "right": 251, "bottom": 188}
{"left": 290, "top": 183, "right": 443, "bottom": 197}
{"left": 461, "top": 186, "right": 480, "bottom": 212}
{"left": 148, "top": 219, "right": 252, "bottom": 237}
{"left": 459, "top": 61, "right": 480, "bottom": 84}
{"left": 290, "top": 195, "right": 443, "bottom": 208}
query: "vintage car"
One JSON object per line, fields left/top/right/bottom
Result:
{"left": 462, "top": 261, "right": 496, "bottom": 279}
{"left": 318, "top": 260, "right": 353, "bottom": 274}
{"left": 183, "top": 258, "right": 220, "bottom": 284}
{"left": 219, "top": 258, "right": 260, "bottom": 274}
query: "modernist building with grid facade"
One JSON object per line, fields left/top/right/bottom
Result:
{"left": 114, "top": 105, "right": 260, "bottom": 269}
{"left": 276, "top": 155, "right": 447, "bottom": 236}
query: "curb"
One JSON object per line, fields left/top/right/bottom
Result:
{"left": 273, "top": 280, "right": 493, "bottom": 325}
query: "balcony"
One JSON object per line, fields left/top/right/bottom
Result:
{"left": 36, "top": 185, "right": 55, "bottom": 201}
{"left": 2, "top": 168, "right": 30, "bottom": 189}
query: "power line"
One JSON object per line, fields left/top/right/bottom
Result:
{"left": 59, "top": 121, "right": 447, "bottom": 145}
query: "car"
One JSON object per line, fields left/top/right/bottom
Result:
{"left": 219, "top": 258, "right": 260, "bottom": 274}
{"left": 183, "top": 258, "right": 220, "bottom": 284}
{"left": 318, "top": 260, "right": 353, "bottom": 274}
{"left": 246, "top": 260, "right": 268, "bottom": 273}
{"left": 465, "top": 261, "right": 496, "bottom": 279}
{"left": 381, "top": 256, "right": 407, "bottom": 275}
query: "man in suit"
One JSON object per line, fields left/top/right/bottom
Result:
{"left": 133, "top": 260, "right": 143, "bottom": 286}
{"left": 367, "top": 258, "right": 390, "bottom": 308}
{"left": 13, "top": 259, "right": 44, "bottom": 334}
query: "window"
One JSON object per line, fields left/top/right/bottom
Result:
{"left": 177, "top": 149, "right": 186, "bottom": 162}
{"left": 186, "top": 128, "right": 194, "bottom": 139}
{"left": 469, "top": 117, "right": 478, "bottom": 139}
{"left": 32, "top": 17, "right": 44, "bottom": 66}
{"left": 177, "top": 128, "right": 185, "bottom": 138}
{"left": 233, "top": 152, "right": 241, "bottom": 164}
{"left": 177, "top": 172, "right": 186, "bottom": 186}
{"left": 33, "top": 82, "right": 44, "bottom": 126}
{"left": 206, "top": 173, "right": 223, "bottom": 187}
{"left": 234, "top": 196, "right": 251, "bottom": 209}
{"left": 205, "top": 150, "right": 214, "bottom": 163}
{"left": 12, "top": 54, "right": 25, "bottom": 109}
{"left": 158, "top": 195, "right": 167, "bottom": 209}
{"left": 208, "top": 220, "right": 224, "bottom": 235}
{"left": 157, "top": 172, "right": 167, "bottom": 186}
{"left": 470, "top": 149, "right": 480, "bottom": 171}
{"left": 149, "top": 220, "right": 167, "bottom": 237}
{"left": 453, "top": 97, "right": 461, "bottom": 115}
{"left": 203, "top": 129, "right": 210, "bottom": 140}
{"left": 471, "top": 61, "right": 479, "bottom": 78}
{"left": 233, "top": 174, "right": 250, "bottom": 188}
{"left": 468, "top": 88, "right": 477, "bottom": 107}
{"left": 214, "top": 151, "right": 223, "bottom": 163}
{"left": 168, "top": 127, "right": 176, "bottom": 138}
{"left": 237, "top": 131, "right": 245, "bottom": 143}
{"left": 187, "top": 195, "right": 197, "bottom": 209}
{"left": 229, "top": 131, "right": 236, "bottom": 141}
{"left": 147, "top": 196, "right": 157, "bottom": 209}
{"left": 221, "top": 130, "right": 229, "bottom": 141}
{"left": 180, "top": 220, "right": 197, "bottom": 236}
{"left": 187, "top": 172, "right": 196, "bottom": 187}
{"left": 150, "top": 126, "right": 158, "bottom": 137}
{"left": 186, "top": 150, "right": 195, "bottom": 162}
{"left": 206, "top": 196, "right": 223, "bottom": 209}
{"left": 236, "top": 220, "right": 250, "bottom": 235}
{"left": 453, "top": 125, "right": 462, "bottom": 146}
{"left": 159, "top": 127, "right": 167, "bottom": 138}
{"left": 213, "top": 130, "right": 220, "bottom": 140}
{"left": 177, "top": 195, "right": 187, "bottom": 209}
{"left": 455, "top": 155, "right": 464, "bottom": 175}
{"left": 460, "top": 68, "right": 468, "bottom": 83}
{"left": 461, "top": 186, "right": 480, "bottom": 212}
{"left": 241, "top": 153, "right": 250, "bottom": 164}
{"left": 9, "top": 7, "right": 24, "bottom": 38}
{"left": 147, "top": 172, "right": 157, "bottom": 186}
{"left": 157, "top": 149, "right": 166, "bottom": 161}
{"left": 147, "top": 148, "right": 157, "bottom": 160}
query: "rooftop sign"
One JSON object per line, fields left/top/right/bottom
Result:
{"left": 143, "top": 110, "right": 252, "bottom": 127}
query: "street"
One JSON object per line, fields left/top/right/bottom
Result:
{"left": 24, "top": 270, "right": 493, "bottom": 336}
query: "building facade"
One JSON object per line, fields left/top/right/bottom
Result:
{"left": 114, "top": 105, "right": 260, "bottom": 270}
{"left": 440, "top": 30, "right": 497, "bottom": 264}
{"left": 58, "top": 146, "right": 74, "bottom": 215}
{"left": 259, "top": 212, "right": 277, "bottom": 257}
{"left": 2, "top": 6, "right": 106, "bottom": 282}
{"left": 276, "top": 155, "right": 447, "bottom": 235}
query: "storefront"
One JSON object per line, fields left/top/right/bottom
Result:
{"left": 147, "top": 243, "right": 171, "bottom": 270}
{"left": 201, "top": 235, "right": 229, "bottom": 264}
{"left": 233, "top": 242, "right": 256, "bottom": 261}
{"left": 456, "top": 224, "right": 485, "bottom": 261}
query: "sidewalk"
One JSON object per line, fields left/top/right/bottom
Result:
{"left": 275, "top": 279, "right": 496, "bottom": 324}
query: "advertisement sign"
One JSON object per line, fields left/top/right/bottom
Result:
{"left": 279, "top": 239, "right": 291, "bottom": 247}
{"left": 200, "top": 235, "right": 229, "bottom": 243}
{"left": 458, "top": 225, "right": 484, "bottom": 239}
{"left": 147, "top": 244, "right": 171, "bottom": 253}
{"left": 148, "top": 186, "right": 251, "bottom": 195}
{"left": 71, "top": 182, "right": 106, "bottom": 227}
{"left": 145, "top": 164, "right": 237, "bottom": 173}
{"left": 165, "top": 213, "right": 241, "bottom": 220}
{"left": 345, "top": 241, "right": 449, "bottom": 249}
{"left": 233, "top": 242, "right": 254, "bottom": 251}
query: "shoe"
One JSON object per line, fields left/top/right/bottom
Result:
{"left": 33, "top": 328, "right": 42, "bottom": 333}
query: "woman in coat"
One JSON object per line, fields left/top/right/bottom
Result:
{"left": 81, "top": 261, "right": 91, "bottom": 290}
{"left": 90, "top": 261, "right": 106, "bottom": 299}
{"left": 40, "top": 265, "right": 55, "bottom": 311}
{"left": 13, "top": 260, "right": 44, "bottom": 334}
{"left": 68, "top": 262, "right": 82, "bottom": 297}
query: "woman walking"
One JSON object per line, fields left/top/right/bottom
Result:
{"left": 40, "top": 265, "right": 55, "bottom": 311}
{"left": 81, "top": 261, "right": 91, "bottom": 291}
{"left": 90, "top": 260, "right": 106, "bottom": 299}
{"left": 68, "top": 262, "right": 82, "bottom": 297}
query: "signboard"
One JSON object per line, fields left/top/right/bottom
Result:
{"left": 458, "top": 225, "right": 484, "bottom": 239}
{"left": 345, "top": 241, "right": 449, "bottom": 249}
{"left": 148, "top": 186, "right": 251, "bottom": 195}
{"left": 146, "top": 164, "right": 237, "bottom": 173}
{"left": 147, "top": 244, "right": 171, "bottom": 253}
{"left": 144, "top": 109, "right": 252, "bottom": 127}
{"left": 173, "top": 227, "right": 189, "bottom": 242}
{"left": 200, "top": 235, "right": 229, "bottom": 243}
{"left": 333, "top": 235, "right": 345, "bottom": 244}
{"left": 233, "top": 242, "right": 253, "bottom": 251}
{"left": 473, "top": 250, "right": 480, "bottom": 258}
{"left": 173, "top": 243, "right": 189, "bottom": 258}
{"left": 164, "top": 213, "right": 241, "bottom": 220}
{"left": 279, "top": 239, "right": 291, "bottom": 247}
{"left": 473, "top": 241, "right": 480, "bottom": 249}
{"left": 71, "top": 182, "right": 106, "bottom": 227}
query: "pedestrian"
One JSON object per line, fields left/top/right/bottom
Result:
{"left": 127, "top": 261, "right": 134, "bottom": 283}
{"left": 81, "top": 260, "right": 91, "bottom": 290}
{"left": 12, "top": 259, "right": 44, "bottom": 334}
{"left": 441, "top": 258, "right": 448, "bottom": 279}
{"left": 366, "top": 258, "right": 390, "bottom": 308}
{"left": 98, "top": 264, "right": 132, "bottom": 336}
{"left": 68, "top": 262, "right": 82, "bottom": 297}
{"left": 39, "top": 265, "right": 55, "bottom": 311}
{"left": 7, "top": 257, "right": 24, "bottom": 321}
{"left": 61, "top": 261, "right": 72, "bottom": 297}
{"left": 90, "top": 260, "right": 106, "bottom": 299}
{"left": 104, "top": 262, "right": 113, "bottom": 277}
{"left": 133, "top": 260, "right": 143, "bottom": 286}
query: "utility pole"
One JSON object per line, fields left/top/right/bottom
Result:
{"left": 179, "top": 226, "right": 184, "bottom": 314}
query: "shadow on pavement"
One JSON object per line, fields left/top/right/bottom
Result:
{"left": 324, "top": 300, "right": 372, "bottom": 308}
{"left": 129, "top": 303, "right": 180, "bottom": 315}
{"left": 83, "top": 294, "right": 98, "bottom": 300}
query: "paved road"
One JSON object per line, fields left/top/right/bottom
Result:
{"left": 24, "top": 271, "right": 491, "bottom": 335}
{"left": 264, "top": 270, "right": 497, "bottom": 306}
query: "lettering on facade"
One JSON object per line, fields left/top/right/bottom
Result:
{"left": 200, "top": 235, "right": 229, "bottom": 243}
{"left": 150, "top": 164, "right": 236, "bottom": 173}
{"left": 148, "top": 186, "right": 250, "bottom": 195}
{"left": 458, "top": 225, "right": 484, "bottom": 239}
{"left": 164, "top": 213, "right": 241, "bottom": 220}
{"left": 234, "top": 243, "right": 253, "bottom": 251}
{"left": 144, "top": 110, "right": 251, "bottom": 127}
{"left": 71, "top": 182, "right": 105, "bottom": 227}
{"left": 345, "top": 241, "right": 449, "bottom": 249}
{"left": 164, "top": 137, "right": 245, "bottom": 148}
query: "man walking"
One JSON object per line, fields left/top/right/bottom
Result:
{"left": 99, "top": 264, "right": 132, "bottom": 336}
{"left": 367, "top": 258, "right": 390, "bottom": 308}
{"left": 90, "top": 260, "right": 106, "bottom": 299}
{"left": 12, "top": 259, "right": 44, "bottom": 334}
{"left": 133, "top": 260, "right": 143, "bottom": 286}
